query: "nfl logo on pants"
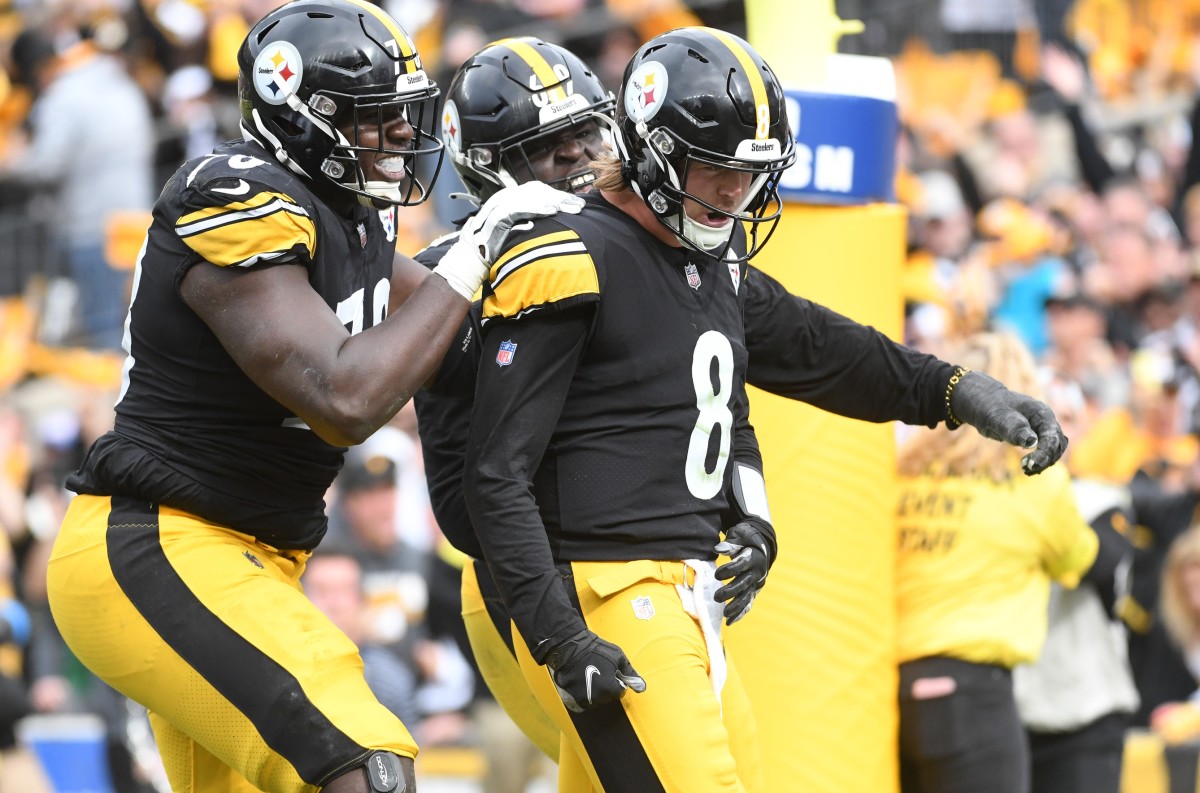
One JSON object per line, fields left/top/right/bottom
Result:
{"left": 496, "top": 340, "right": 517, "bottom": 366}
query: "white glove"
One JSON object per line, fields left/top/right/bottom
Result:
{"left": 432, "top": 183, "right": 586, "bottom": 300}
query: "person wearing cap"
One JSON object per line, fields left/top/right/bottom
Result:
{"left": 327, "top": 454, "right": 430, "bottom": 656}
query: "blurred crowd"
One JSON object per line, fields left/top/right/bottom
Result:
{"left": 1, "top": 0, "right": 1200, "bottom": 790}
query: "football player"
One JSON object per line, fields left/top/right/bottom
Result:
{"left": 413, "top": 36, "right": 615, "bottom": 765}
{"left": 415, "top": 32, "right": 1068, "bottom": 792}
{"left": 42, "top": 3, "right": 581, "bottom": 793}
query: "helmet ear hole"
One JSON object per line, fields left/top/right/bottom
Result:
{"left": 275, "top": 116, "right": 305, "bottom": 139}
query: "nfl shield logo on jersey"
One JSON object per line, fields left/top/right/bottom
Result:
{"left": 631, "top": 595, "right": 655, "bottom": 620}
{"left": 684, "top": 263, "right": 701, "bottom": 290}
{"left": 496, "top": 340, "right": 518, "bottom": 366}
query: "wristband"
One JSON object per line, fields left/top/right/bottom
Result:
{"left": 732, "top": 463, "right": 771, "bottom": 524}
{"left": 944, "top": 366, "right": 971, "bottom": 430}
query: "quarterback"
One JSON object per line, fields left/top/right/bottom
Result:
{"left": 457, "top": 28, "right": 1067, "bottom": 793}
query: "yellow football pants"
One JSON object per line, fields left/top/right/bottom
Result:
{"left": 47, "top": 495, "right": 418, "bottom": 793}
{"left": 487, "top": 558, "right": 763, "bottom": 793}
{"left": 461, "top": 559, "right": 561, "bottom": 761}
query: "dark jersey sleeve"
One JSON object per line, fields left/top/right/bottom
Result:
{"left": 464, "top": 307, "right": 596, "bottom": 662}
{"left": 1173, "top": 95, "right": 1200, "bottom": 225}
{"left": 1062, "top": 102, "right": 1117, "bottom": 195}
{"left": 415, "top": 234, "right": 481, "bottom": 398}
{"left": 423, "top": 306, "right": 481, "bottom": 398}
{"left": 732, "top": 402, "right": 762, "bottom": 472}
{"left": 742, "top": 265, "right": 953, "bottom": 427}
{"left": 412, "top": 232, "right": 485, "bottom": 556}
{"left": 1080, "top": 505, "right": 1135, "bottom": 615}
{"left": 731, "top": 370, "right": 763, "bottom": 481}
{"left": 413, "top": 388, "right": 480, "bottom": 558}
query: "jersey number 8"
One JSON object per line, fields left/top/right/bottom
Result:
{"left": 686, "top": 330, "right": 734, "bottom": 499}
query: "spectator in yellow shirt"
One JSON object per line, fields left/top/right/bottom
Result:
{"left": 896, "top": 331, "right": 1112, "bottom": 793}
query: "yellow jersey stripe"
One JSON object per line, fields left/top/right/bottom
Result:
{"left": 702, "top": 28, "right": 769, "bottom": 139}
{"left": 490, "top": 37, "right": 568, "bottom": 102}
{"left": 177, "top": 191, "right": 301, "bottom": 231}
{"left": 177, "top": 205, "right": 317, "bottom": 268}
{"left": 494, "top": 240, "right": 588, "bottom": 289}
{"left": 484, "top": 252, "right": 599, "bottom": 319}
{"left": 490, "top": 229, "right": 580, "bottom": 276}
{"left": 345, "top": 0, "right": 417, "bottom": 72}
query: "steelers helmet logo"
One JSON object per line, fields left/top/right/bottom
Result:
{"left": 253, "top": 41, "right": 304, "bottom": 106}
{"left": 442, "top": 99, "right": 462, "bottom": 153}
{"left": 624, "top": 61, "right": 669, "bottom": 124}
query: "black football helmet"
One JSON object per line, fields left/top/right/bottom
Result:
{"left": 612, "top": 27, "right": 795, "bottom": 261}
{"left": 237, "top": 0, "right": 444, "bottom": 208}
{"left": 443, "top": 37, "right": 614, "bottom": 199}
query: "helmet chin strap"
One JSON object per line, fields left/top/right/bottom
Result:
{"left": 360, "top": 181, "right": 402, "bottom": 207}
{"left": 680, "top": 215, "right": 733, "bottom": 251}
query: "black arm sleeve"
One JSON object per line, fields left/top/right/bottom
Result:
{"left": 1063, "top": 102, "right": 1116, "bottom": 194}
{"left": 731, "top": 376, "right": 763, "bottom": 473}
{"left": 1130, "top": 471, "right": 1200, "bottom": 550}
{"left": 424, "top": 305, "right": 482, "bottom": 397}
{"left": 414, "top": 388, "right": 481, "bottom": 558}
{"left": 742, "top": 266, "right": 954, "bottom": 427}
{"left": 728, "top": 372, "right": 767, "bottom": 533}
{"left": 950, "top": 152, "right": 984, "bottom": 218}
{"left": 1173, "top": 94, "right": 1200, "bottom": 223}
{"left": 464, "top": 307, "right": 595, "bottom": 663}
{"left": 1081, "top": 505, "right": 1135, "bottom": 614}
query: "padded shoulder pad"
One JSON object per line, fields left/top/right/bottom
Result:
{"left": 482, "top": 222, "right": 600, "bottom": 321}
{"left": 414, "top": 230, "right": 460, "bottom": 271}
{"left": 174, "top": 154, "right": 317, "bottom": 269}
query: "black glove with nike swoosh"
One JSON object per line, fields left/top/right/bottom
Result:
{"left": 544, "top": 628, "right": 646, "bottom": 712}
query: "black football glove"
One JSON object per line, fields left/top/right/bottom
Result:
{"left": 714, "top": 517, "right": 776, "bottom": 626}
{"left": 544, "top": 629, "right": 646, "bottom": 712}
{"left": 949, "top": 371, "right": 1068, "bottom": 475}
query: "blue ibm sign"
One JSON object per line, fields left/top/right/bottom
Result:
{"left": 777, "top": 88, "right": 897, "bottom": 206}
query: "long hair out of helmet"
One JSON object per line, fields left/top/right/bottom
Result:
{"left": 612, "top": 27, "right": 796, "bottom": 262}
{"left": 237, "top": 0, "right": 444, "bottom": 208}
{"left": 443, "top": 37, "right": 615, "bottom": 200}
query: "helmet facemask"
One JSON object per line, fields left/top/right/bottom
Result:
{"left": 611, "top": 27, "right": 798, "bottom": 262}
{"left": 496, "top": 109, "right": 612, "bottom": 194}
{"left": 318, "top": 88, "right": 445, "bottom": 208}
{"left": 624, "top": 121, "right": 792, "bottom": 262}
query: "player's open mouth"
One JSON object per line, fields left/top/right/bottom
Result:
{"left": 372, "top": 156, "right": 408, "bottom": 181}
{"left": 699, "top": 212, "right": 733, "bottom": 228}
{"left": 564, "top": 169, "right": 596, "bottom": 193}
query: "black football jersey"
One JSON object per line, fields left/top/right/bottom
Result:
{"left": 469, "top": 193, "right": 757, "bottom": 564}
{"left": 412, "top": 231, "right": 482, "bottom": 557}
{"left": 67, "top": 139, "right": 399, "bottom": 549}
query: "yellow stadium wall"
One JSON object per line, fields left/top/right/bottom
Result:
{"left": 724, "top": 202, "right": 905, "bottom": 793}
